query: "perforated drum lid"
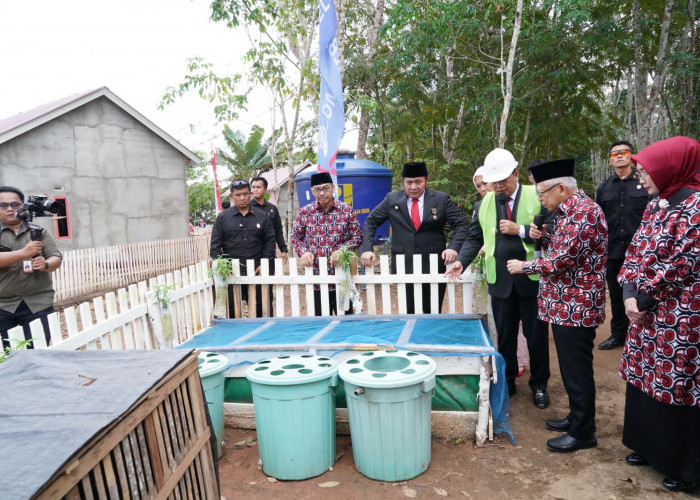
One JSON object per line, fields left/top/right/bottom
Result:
{"left": 338, "top": 350, "right": 436, "bottom": 389}
{"left": 245, "top": 354, "right": 338, "bottom": 385}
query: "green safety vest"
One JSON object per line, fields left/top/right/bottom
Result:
{"left": 478, "top": 186, "right": 540, "bottom": 284}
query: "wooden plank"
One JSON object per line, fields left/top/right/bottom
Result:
{"left": 79, "top": 302, "right": 97, "bottom": 350}
{"left": 413, "top": 254, "right": 423, "bottom": 314}
{"left": 318, "top": 257, "right": 330, "bottom": 316}
{"left": 274, "top": 258, "right": 285, "bottom": 318}
{"left": 118, "top": 288, "right": 135, "bottom": 349}
{"left": 288, "top": 259, "right": 301, "bottom": 317}
{"left": 429, "top": 253, "right": 439, "bottom": 314}
{"left": 47, "top": 311, "right": 63, "bottom": 346}
{"left": 105, "top": 292, "right": 123, "bottom": 350}
{"left": 64, "top": 307, "right": 79, "bottom": 337}
{"left": 365, "top": 265, "right": 377, "bottom": 315}
{"left": 304, "top": 266, "right": 315, "bottom": 317}
{"left": 245, "top": 258, "right": 257, "bottom": 319}
{"left": 379, "top": 255, "right": 391, "bottom": 315}
{"left": 396, "top": 255, "right": 407, "bottom": 315}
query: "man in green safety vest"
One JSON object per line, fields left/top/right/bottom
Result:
{"left": 446, "top": 148, "right": 551, "bottom": 409}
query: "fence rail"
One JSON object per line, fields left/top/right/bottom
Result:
{"left": 7, "top": 254, "right": 482, "bottom": 352}
{"left": 52, "top": 236, "right": 210, "bottom": 303}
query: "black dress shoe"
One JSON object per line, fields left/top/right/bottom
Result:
{"left": 546, "top": 417, "right": 572, "bottom": 432}
{"left": 533, "top": 389, "right": 550, "bottom": 409}
{"left": 546, "top": 434, "right": 597, "bottom": 453}
{"left": 598, "top": 336, "right": 624, "bottom": 350}
{"left": 508, "top": 385, "right": 517, "bottom": 397}
{"left": 662, "top": 477, "right": 698, "bottom": 492}
{"left": 625, "top": 452, "right": 649, "bottom": 466}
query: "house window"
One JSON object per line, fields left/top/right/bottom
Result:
{"left": 52, "top": 197, "right": 71, "bottom": 239}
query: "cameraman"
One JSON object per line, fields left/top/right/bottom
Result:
{"left": 0, "top": 186, "right": 62, "bottom": 349}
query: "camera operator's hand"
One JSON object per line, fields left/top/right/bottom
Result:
{"left": 23, "top": 240, "right": 42, "bottom": 258}
{"left": 31, "top": 255, "right": 47, "bottom": 272}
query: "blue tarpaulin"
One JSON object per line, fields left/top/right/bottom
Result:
{"left": 177, "top": 314, "right": 514, "bottom": 443}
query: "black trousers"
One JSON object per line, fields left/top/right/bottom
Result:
{"left": 406, "top": 283, "right": 446, "bottom": 314}
{"left": 606, "top": 258, "right": 629, "bottom": 342}
{"left": 551, "top": 324, "right": 597, "bottom": 440}
{"left": 0, "top": 301, "right": 53, "bottom": 349}
{"left": 491, "top": 292, "right": 550, "bottom": 394}
{"left": 313, "top": 289, "right": 354, "bottom": 316}
{"left": 227, "top": 284, "right": 272, "bottom": 318}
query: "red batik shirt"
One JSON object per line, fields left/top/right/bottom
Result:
{"left": 522, "top": 190, "right": 608, "bottom": 327}
{"left": 291, "top": 200, "right": 362, "bottom": 287}
{"left": 618, "top": 193, "right": 700, "bottom": 407}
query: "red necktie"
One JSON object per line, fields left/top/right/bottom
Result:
{"left": 411, "top": 199, "right": 421, "bottom": 230}
{"left": 506, "top": 197, "right": 512, "bottom": 219}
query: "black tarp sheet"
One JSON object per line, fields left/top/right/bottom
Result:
{"left": 0, "top": 349, "right": 193, "bottom": 499}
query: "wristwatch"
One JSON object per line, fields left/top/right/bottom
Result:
{"left": 44, "top": 261, "right": 49, "bottom": 271}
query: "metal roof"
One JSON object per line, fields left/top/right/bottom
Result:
{"left": 0, "top": 87, "right": 201, "bottom": 164}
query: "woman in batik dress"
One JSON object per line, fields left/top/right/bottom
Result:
{"left": 618, "top": 136, "right": 700, "bottom": 493}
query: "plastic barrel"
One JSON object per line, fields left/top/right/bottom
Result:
{"left": 198, "top": 352, "right": 228, "bottom": 458}
{"left": 339, "top": 350, "right": 436, "bottom": 481}
{"left": 294, "top": 152, "right": 393, "bottom": 242}
{"left": 246, "top": 354, "right": 339, "bottom": 480}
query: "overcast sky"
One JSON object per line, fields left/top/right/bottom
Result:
{"left": 0, "top": 0, "right": 284, "bottom": 154}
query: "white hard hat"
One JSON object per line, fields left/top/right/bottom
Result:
{"left": 473, "top": 166, "right": 486, "bottom": 180}
{"left": 482, "top": 148, "right": 518, "bottom": 182}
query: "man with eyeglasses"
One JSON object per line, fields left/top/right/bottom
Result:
{"left": 445, "top": 149, "right": 551, "bottom": 409}
{"left": 210, "top": 179, "right": 276, "bottom": 318}
{"left": 361, "top": 161, "right": 467, "bottom": 314}
{"left": 507, "top": 159, "right": 607, "bottom": 452}
{"left": 595, "top": 141, "right": 649, "bottom": 350}
{"left": 0, "top": 186, "right": 63, "bottom": 349}
{"left": 292, "top": 172, "right": 362, "bottom": 315}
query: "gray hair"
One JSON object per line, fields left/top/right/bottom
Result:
{"left": 541, "top": 176, "right": 577, "bottom": 190}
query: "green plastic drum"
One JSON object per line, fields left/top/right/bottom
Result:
{"left": 339, "top": 350, "right": 436, "bottom": 481}
{"left": 246, "top": 354, "right": 339, "bottom": 480}
{"left": 198, "top": 352, "right": 228, "bottom": 458}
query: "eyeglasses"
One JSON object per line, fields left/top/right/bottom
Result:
{"left": 311, "top": 185, "right": 333, "bottom": 194}
{"left": 0, "top": 202, "right": 22, "bottom": 210}
{"left": 637, "top": 168, "right": 649, "bottom": 177}
{"left": 536, "top": 184, "right": 558, "bottom": 198}
{"left": 609, "top": 150, "right": 632, "bottom": 159}
{"left": 230, "top": 180, "right": 249, "bottom": 189}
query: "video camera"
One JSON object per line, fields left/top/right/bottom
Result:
{"left": 16, "top": 195, "right": 59, "bottom": 223}
{"left": 16, "top": 195, "right": 59, "bottom": 241}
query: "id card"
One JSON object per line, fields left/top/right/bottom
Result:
{"left": 22, "top": 260, "right": 33, "bottom": 273}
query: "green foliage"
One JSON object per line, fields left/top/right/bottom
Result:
{"left": 332, "top": 246, "right": 358, "bottom": 271}
{"left": 188, "top": 179, "right": 217, "bottom": 224}
{"left": 210, "top": 255, "right": 234, "bottom": 280}
{"left": 217, "top": 124, "right": 284, "bottom": 179}
{"left": 0, "top": 338, "right": 34, "bottom": 363}
{"left": 159, "top": 57, "right": 248, "bottom": 123}
{"left": 154, "top": 284, "right": 175, "bottom": 307}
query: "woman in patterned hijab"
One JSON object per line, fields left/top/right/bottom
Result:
{"left": 617, "top": 136, "right": 700, "bottom": 493}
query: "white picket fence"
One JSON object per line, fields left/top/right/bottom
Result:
{"left": 52, "top": 236, "right": 210, "bottom": 303}
{"left": 6, "top": 254, "right": 481, "bottom": 352}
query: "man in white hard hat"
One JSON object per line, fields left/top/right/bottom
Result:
{"left": 446, "top": 148, "right": 551, "bottom": 409}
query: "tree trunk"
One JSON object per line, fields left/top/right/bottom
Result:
{"left": 498, "top": 0, "right": 523, "bottom": 148}
{"left": 633, "top": 0, "right": 675, "bottom": 148}
{"left": 355, "top": 0, "right": 385, "bottom": 159}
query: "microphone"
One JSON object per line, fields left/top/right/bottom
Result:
{"left": 533, "top": 214, "right": 544, "bottom": 258}
{"left": 496, "top": 194, "right": 508, "bottom": 234}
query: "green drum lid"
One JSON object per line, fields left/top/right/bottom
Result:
{"left": 198, "top": 352, "right": 228, "bottom": 377}
{"left": 246, "top": 354, "right": 338, "bottom": 385}
{"left": 338, "top": 350, "right": 436, "bottom": 389}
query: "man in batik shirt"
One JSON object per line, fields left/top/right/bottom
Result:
{"left": 292, "top": 172, "right": 362, "bottom": 315}
{"left": 507, "top": 159, "right": 607, "bottom": 453}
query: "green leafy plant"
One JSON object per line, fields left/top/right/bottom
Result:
{"left": 154, "top": 284, "right": 175, "bottom": 307}
{"left": 210, "top": 256, "right": 234, "bottom": 280}
{"left": 0, "top": 338, "right": 34, "bottom": 363}
{"left": 332, "top": 246, "right": 358, "bottom": 271}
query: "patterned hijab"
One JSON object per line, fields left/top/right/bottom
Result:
{"left": 631, "top": 136, "right": 700, "bottom": 199}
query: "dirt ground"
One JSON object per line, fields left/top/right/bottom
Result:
{"left": 215, "top": 301, "right": 698, "bottom": 500}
